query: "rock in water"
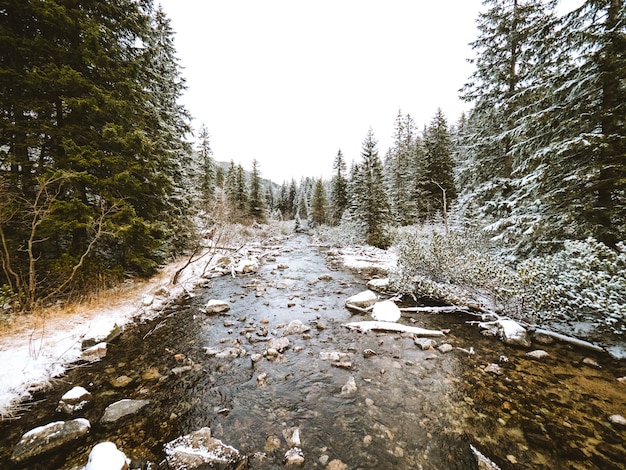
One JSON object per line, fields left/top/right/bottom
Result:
{"left": 56, "top": 386, "right": 92, "bottom": 415}
{"left": 496, "top": 319, "right": 531, "bottom": 347}
{"left": 85, "top": 442, "right": 129, "bottom": 470}
{"left": 341, "top": 376, "right": 357, "bottom": 395}
{"left": 284, "top": 447, "right": 305, "bottom": 466}
{"left": 283, "top": 320, "right": 311, "bottom": 336}
{"left": 101, "top": 399, "right": 149, "bottom": 424}
{"left": 202, "top": 299, "right": 231, "bottom": 314}
{"left": 164, "top": 427, "right": 242, "bottom": 469}
{"left": 526, "top": 350, "right": 550, "bottom": 361}
{"left": 11, "top": 418, "right": 91, "bottom": 463}
{"left": 345, "top": 290, "right": 378, "bottom": 309}
{"left": 235, "top": 258, "right": 259, "bottom": 274}
{"left": 371, "top": 300, "right": 401, "bottom": 322}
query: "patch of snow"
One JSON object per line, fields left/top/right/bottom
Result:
{"left": 0, "top": 246, "right": 221, "bottom": 418}
{"left": 340, "top": 245, "right": 398, "bottom": 272}
{"left": 371, "top": 300, "right": 401, "bottom": 322}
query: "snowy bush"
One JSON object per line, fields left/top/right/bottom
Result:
{"left": 392, "top": 227, "right": 519, "bottom": 311}
{"left": 517, "top": 239, "right": 626, "bottom": 334}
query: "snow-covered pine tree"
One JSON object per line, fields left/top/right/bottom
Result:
{"left": 329, "top": 149, "right": 349, "bottom": 225}
{"left": 351, "top": 128, "right": 391, "bottom": 248}
{"left": 423, "top": 109, "right": 456, "bottom": 220}
{"left": 196, "top": 123, "right": 215, "bottom": 210}
{"left": 458, "top": 0, "right": 560, "bottom": 253}
{"left": 248, "top": 159, "right": 266, "bottom": 222}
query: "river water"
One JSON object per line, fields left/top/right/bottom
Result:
{"left": 0, "top": 235, "right": 625, "bottom": 469}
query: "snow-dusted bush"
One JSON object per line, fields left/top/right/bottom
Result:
{"left": 392, "top": 228, "right": 518, "bottom": 311}
{"left": 517, "top": 239, "right": 626, "bottom": 334}
{"left": 313, "top": 218, "right": 366, "bottom": 247}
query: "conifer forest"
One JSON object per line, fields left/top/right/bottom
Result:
{"left": 0, "top": 0, "right": 625, "bottom": 339}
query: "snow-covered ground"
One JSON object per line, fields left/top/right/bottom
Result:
{"left": 0, "top": 253, "right": 213, "bottom": 419}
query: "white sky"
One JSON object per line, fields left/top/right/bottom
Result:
{"left": 157, "top": 0, "right": 582, "bottom": 183}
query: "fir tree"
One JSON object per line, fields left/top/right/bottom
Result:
{"left": 310, "top": 178, "right": 327, "bottom": 226}
{"left": 351, "top": 128, "right": 391, "bottom": 248}
{"left": 248, "top": 159, "right": 266, "bottom": 222}
{"left": 329, "top": 149, "right": 348, "bottom": 225}
{"left": 196, "top": 123, "right": 215, "bottom": 210}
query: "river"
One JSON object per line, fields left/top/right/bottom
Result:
{"left": 0, "top": 234, "right": 625, "bottom": 469}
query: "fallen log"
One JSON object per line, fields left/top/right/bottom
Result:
{"left": 399, "top": 306, "right": 473, "bottom": 315}
{"left": 344, "top": 321, "right": 445, "bottom": 337}
{"left": 533, "top": 328, "right": 605, "bottom": 353}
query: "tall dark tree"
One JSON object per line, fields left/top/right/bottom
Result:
{"left": 351, "top": 128, "right": 391, "bottom": 248}
{"left": 196, "top": 123, "right": 215, "bottom": 210}
{"left": 329, "top": 150, "right": 349, "bottom": 225}
{"left": 423, "top": 109, "right": 456, "bottom": 219}
{"left": 310, "top": 178, "right": 327, "bottom": 226}
{"left": 248, "top": 159, "right": 266, "bottom": 222}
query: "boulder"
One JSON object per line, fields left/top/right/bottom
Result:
{"left": 235, "top": 258, "right": 259, "bottom": 274}
{"left": 101, "top": 399, "right": 149, "bottom": 424}
{"left": 203, "top": 299, "right": 231, "bottom": 314}
{"left": 267, "top": 337, "right": 290, "bottom": 353}
{"left": 496, "top": 319, "right": 531, "bottom": 348}
{"left": 11, "top": 418, "right": 90, "bottom": 463}
{"left": 164, "top": 427, "right": 242, "bottom": 470}
{"left": 85, "top": 442, "right": 129, "bottom": 470}
{"left": 283, "top": 320, "right": 311, "bottom": 336}
{"left": 371, "top": 300, "right": 401, "bottom": 322}
{"left": 367, "top": 278, "right": 390, "bottom": 292}
{"left": 345, "top": 290, "right": 378, "bottom": 309}
{"left": 81, "top": 342, "right": 108, "bottom": 362}
{"left": 526, "top": 350, "right": 550, "bottom": 361}
{"left": 56, "top": 386, "right": 92, "bottom": 415}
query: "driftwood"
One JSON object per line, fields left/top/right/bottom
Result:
{"left": 344, "top": 321, "right": 445, "bottom": 337}
{"left": 533, "top": 328, "right": 605, "bottom": 353}
{"left": 345, "top": 302, "right": 375, "bottom": 314}
{"left": 399, "top": 306, "right": 473, "bottom": 315}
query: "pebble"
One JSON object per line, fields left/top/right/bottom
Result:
{"left": 438, "top": 343, "right": 453, "bottom": 354}
{"left": 484, "top": 363, "right": 503, "bottom": 375}
{"left": 609, "top": 414, "right": 626, "bottom": 426}
{"left": 326, "top": 459, "right": 348, "bottom": 470}
{"left": 526, "top": 350, "right": 550, "bottom": 361}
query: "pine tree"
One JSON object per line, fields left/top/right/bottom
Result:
{"left": 310, "top": 178, "right": 327, "bottom": 226}
{"left": 248, "top": 159, "right": 266, "bottom": 222}
{"left": 329, "top": 149, "right": 348, "bottom": 225}
{"left": 423, "top": 109, "right": 456, "bottom": 219}
{"left": 351, "top": 128, "right": 391, "bottom": 248}
{"left": 196, "top": 123, "right": 215, "bottom": 210}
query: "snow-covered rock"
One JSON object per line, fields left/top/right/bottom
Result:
{"left": 81, "top": 342, "right": 108, "bottom": 362}
{"left": 56, "top": 386, "right": 92, "bottom": 415}
{"left": 267, "top": 337, "right": 290, "bottom": 353}
{"left": 101, "top": 399, "right": 149, "bottom": 424}
{"left": 235, "top": 258, "right": 259, "bottom": 274}
{"left": 164, "top": 427, "right": 242, "bottom": 469}
{"left": 283, "top": 320, "right": 311, "bottom": 336}
{"left": 141, "top": 294, "right": 154, "bottom": 307}
{"left": 85, "top": 442, "right": 129, "bottom": 470}
{"left": 284, "top": 447, "right": 305, "bottom": 466}
{"left": 496, "top": 319, "right": 531, "bottom": 348}
{"left": 371, "top": 300, "right": 401, "bottom": 322}
{"left": 11, "top": 418, "right": 90, "bottom": 463}
{"left": 345, "top": 290, "right": 378, "bottom": 309}
{"left": 367, "top": 278, "right": 390, "bottom": 292}
{"left": 609, "top": 414, "right": 626, "bottom": 427}
{"left": 202, "top": 299, "right": 231, "bottom": 314}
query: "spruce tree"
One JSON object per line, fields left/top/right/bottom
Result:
{"left": 196, "top": 123, "right": 215, "bottom": 210}
{"left": 329, "top": 150, "right": 348, "bottom": 225}
{"left": 248, "top": 159, "right": 266, "bottom": 222}
{"left": 310, "top": 178, "right": 327, "bottom": 226}
{"left": 351, "top": 128, "right": 391, "bottom": 248}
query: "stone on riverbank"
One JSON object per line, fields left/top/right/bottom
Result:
{"left": 367, "top": 278, "right": 390, "bottom": 292}
{"left": 202, "top": 299, "right": 231, "bottom": 314}
{"left": 283, "top": 320, "right": 311, "bottom": 336}
{"left": 81, "top": 342, "right": 108, "bottom": 362}
{"left": 11, "top": 418, "right": 90, "bottom": 463}
{"left": 345, "top": 290, "right": 378, "bottom": 309}
{"left": 496, "top": 319, "right": 531, "bottom": 348}
{"left": 164, "top": 427, "right": 242, "bottom": 469}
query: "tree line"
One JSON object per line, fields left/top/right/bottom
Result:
{"left": 1, "top": 0, "right": 623, "bottom": 311}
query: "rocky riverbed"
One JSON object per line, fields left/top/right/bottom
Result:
{"left": 0, "top": 234, "right": 625, "bottom": 469}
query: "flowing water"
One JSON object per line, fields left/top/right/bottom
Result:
{"left": 0, "top": 235, "right": 625, "bottom": 469}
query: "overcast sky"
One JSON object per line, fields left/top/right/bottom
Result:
{"left": 157, "top": 0, "right": 579, "bottom": 183}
